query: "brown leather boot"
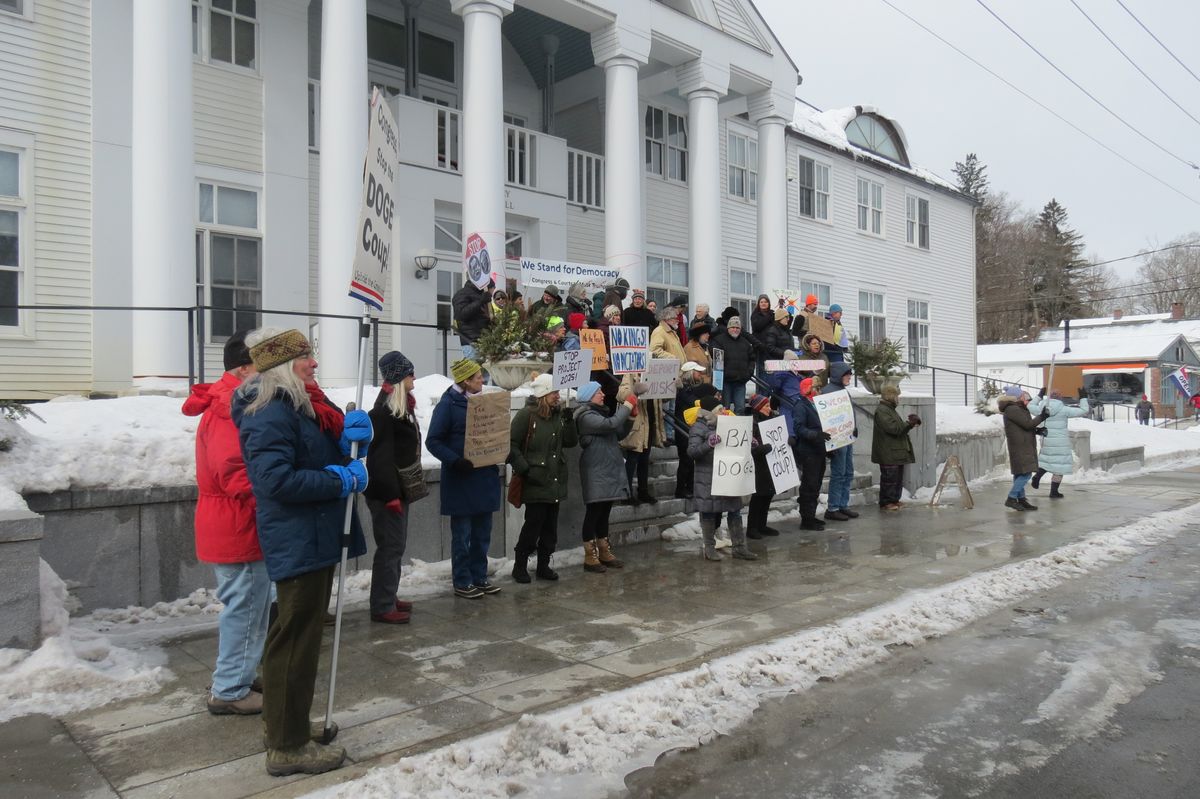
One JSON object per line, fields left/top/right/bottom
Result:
{"left": 596, "top": 537, "right": 624, "bottom": 568}
{"left": 583, "top": 540, "right": 607, "bottom": 573}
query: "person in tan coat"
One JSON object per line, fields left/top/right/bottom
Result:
{"left": 650, "top": 307, "right": 687, "bottom": 439}
{"left": 617, "top": 372, "right": 659, "bottom": 505}
{"left": 684, "top": 321, "right": 712, "bottom": 384}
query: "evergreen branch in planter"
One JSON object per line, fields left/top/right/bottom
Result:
{"left": 847, "top": 336, "right": 907, "bottom": 376}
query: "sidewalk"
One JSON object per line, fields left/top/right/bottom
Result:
{"left": 5, "top": 467, "right": 1199, "bottom": 799}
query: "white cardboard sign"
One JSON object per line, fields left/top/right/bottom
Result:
{"left": 814, "top": 389, "right": 856, "bottom": 451}
{"left": 758, "top": 415, "right": 800, "bottom": 493}
{"left": 552, "top": 349, "right": 587, "bottom": 390}
{"left": 642, "top": 358, "right": 681, "bottom": 400}
{"left": 712, "top": 415, "right": 755, "bottom": 497}
{"left": 349, "top": 87, "right": 399, "bottom": 311}
{"left": 764, "top": 359, "right": 828, "bottom": 373}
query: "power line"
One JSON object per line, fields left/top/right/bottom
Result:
{"left": 1076, "top": 241, "right": 1200, "bottom": 270}
{"left": 977, "top": 281, "right": 1200, "bottom": 317}
{"left": 1068, "top": 0, "right": 1200, "bottom": 130}
{"left": 1114, "top": 0, "right": 1200, "bottom": 88}
{"left": 974, "top": 0, "right": 1200, "bottom": 171}
{"left": 875, "top": 0, "right": 1200, "bottom": 208}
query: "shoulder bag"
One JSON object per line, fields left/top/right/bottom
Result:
{"left": 507, "top": 412, "right": 535, "bottom": 508}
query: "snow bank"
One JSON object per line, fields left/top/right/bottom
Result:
{"left": 937, "top": 404, "right": 1003, "bottom": 435}
{"left": 310, "top": 503, "right": 1200, "bottom": 799}
{"left": 1076, "top": 418, "right": 1200, "bottom": 459}
{"left": 0, "top": 561, "right": 170, "bottom": 723}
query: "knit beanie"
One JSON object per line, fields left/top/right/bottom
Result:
{"left": 604, "top": 304, "right": 622, "bottom": 319}
{"left": 576, "top": 381, "right": 601, "bottom": 402}
{"left": 1003, "top": 385, "right": 1023, "bottom": 398}
{"left": 805, "top": 294, "right": 819, "bottom": 306}
{"left": 774, "top": 308, "right": 790, "bottom": 323}
{"left": 829, "top": 303, "right": 843, "bottom": 314}
{"left": 749, "top": 393, "right": 772, "bottom": 415}
{"left": 727, "top": 316, "right": 742, "bottom": 330}
{"left": 378, "top": 350, "right": 414, "bottom": 384}
{"left": 223, "top": 329, "right": 253, "bottom": 371}
{"left": 542, "top": 284, "right": 561, "bottom": 299}
{"left": 568, "top": 312, "right": 586, "bottom": 331}
{"left": 451, "top": 358, "right": 482, "bottom": 384}
{"left": 249, "top": 329, "right": 311, "bottom": 373}
{"left": 547, "top": 315, "right": 565, "bottom": 331}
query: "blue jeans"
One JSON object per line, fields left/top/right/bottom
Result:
{"left": 663, "top": 399, "right": 676, "bottom": 440}
{"left": 1008, "top": 472, "right": 1032, "bottom": 500}
{"left": 828, "top": 444, "right": 854, "bottom": 510}
{"left": 211, "top": 560, "right": 272, "bottom": 700}
{"left": 450, "top": 513, "right": 492, "bottom": 588}
{"left": 725, "top": 380, "right": 747, "bottom": 413}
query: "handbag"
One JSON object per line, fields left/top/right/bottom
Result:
{"left": 507, "top": 413, "right": 535, "bottom": 508}
{"left": 396, "top": 461, "right": 429, "bottom": 504}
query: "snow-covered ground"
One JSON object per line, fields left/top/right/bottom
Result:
{"left": 308, "top": 502, "right": 1200, "bottom": 799}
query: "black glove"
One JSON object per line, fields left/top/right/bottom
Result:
{"left": 787, "top": 436, "right": 796, "bottom": 448}
{"left": 1035, "top": 426, "right": 1048, "bottom": 436}
{"left": 821, "top": 431, "right": 832, "bottom": 442}
{"left": 452, "top": 458, "right": 475, "bottom": 475}
{"left": 1038, "top": 386, "right": 1047, "bottom": 398}
{"left": 561, "top": 406, "right": 575, "bottom": 421}
{"left": 907, "top": 414, "right": 922, "bottom": 426}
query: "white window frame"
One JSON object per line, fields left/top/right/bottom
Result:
{"left": 797, "top": 155, "right": 830, "bottom": 222}
{"left": 728, "top": 262, "right": 757, "bottom": 320}
{"left": 906, "top": 193, "right": 930, "bottom": 250}
{"left": 727, "top": 127, "right": 758, "bottom": 202}
{"left": 433, "top": 216, "right": 462, "bottom": 256}
{"left": 646, "top": 254, "right": 689, "bottom": 310}
{"left": 195, "top": 177, "right": 262, "bottom": 343}
{"left": 0, "top": 0, "right": 33, "bottom": 22}
{"left": 798, "top": 280, "right": 831, "bottom": 311}
{"left": 856, "top": 175, "right": 885, "bottom": 236}
{"left": 0, "top": 130, "right": 34, "bottom": 337}
{"left": 645, "top": 105, "right": 688, "bottom": 183}
{"left": 192, "top": 0, "right": 259, "bottom": 74}
{"left": 907, "top": 299, "right": 930, "bottom": 372}
{"left": 858, "top": 290, "right": 886, "bottom": 345}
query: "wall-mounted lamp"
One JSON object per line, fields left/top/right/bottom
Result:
{"left": 414, "top": 248, "right": 438, "bottom": 279}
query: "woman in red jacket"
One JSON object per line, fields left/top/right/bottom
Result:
{"left": 182, "top": 330, "right": 268, "bottom": 716}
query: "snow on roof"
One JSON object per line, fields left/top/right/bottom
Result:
{"left": 1039, "top": 315, "right": 1200, "bottom": 343}
{"left": 1056, "top": 312, "right": 1171, "bottom": 328}
{"left": 978, "top": 332, "right": 1186, "bottom": 365}
{"left": 789, "top": 103, "right": 963, "bottom": 195}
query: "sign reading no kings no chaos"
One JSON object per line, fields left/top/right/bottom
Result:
{"left": 608, "top": 326, "right": 650, "bottom": 374}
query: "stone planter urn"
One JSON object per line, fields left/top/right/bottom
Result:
{"left": 485, "top": 358, "right": 547, "bottom": 390}
{"left": 859, "top": 371, "right": 908, "bottom": 395}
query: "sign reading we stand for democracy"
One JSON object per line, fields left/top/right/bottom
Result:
{"left": 520, "top": 258, "right": 622, "bottom": 296}
{"left": 348, "top": 87, "right": 399, "bottom": 311}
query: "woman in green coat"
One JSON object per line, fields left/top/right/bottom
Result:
{"left": 871, "top": 384, "right": 920, "bottom": 510}
{"left": 509, "top": 374, "right": 578, "bottom": 583}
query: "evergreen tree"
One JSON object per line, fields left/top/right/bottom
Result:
{"left": 1030, "top": 199, "right": 1088, "bottom": 327}
{"left": 953, "top": 153, "right": 989, "bottom": 202}
{"left": 955, "top": 154, "right": 999, "bottom": 341}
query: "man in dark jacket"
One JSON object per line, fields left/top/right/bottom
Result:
{"left": 1135, "top": 395, "right": 1154, "bottom": 425}
{"left": 672, "top": 365, "right": 715, "bottom": 498}
{"left": 745, "top": 393, "right": 781, "bottom": 538}
{"left": 621, "top": 289, "right": 657, "bottom": 331}
{"left": 452, "top": 280, "right": 492, "bottom": 362}
{"left": 757, "top": 308, "right": 795, "bottom": 363}
{"left": 709, "top": 316, "right": 756, "bottom": 411}
{"left": 999, "top": 385, "right": 1049, "bottom": 511}
{"left": 871, "top": 383, "right": 918, "bottom": 510}
{"left": 529, "top": 285, "right": 564, "bottom": 319}
{"left": 792, "top": 377, "right": 830, "bottom": 530}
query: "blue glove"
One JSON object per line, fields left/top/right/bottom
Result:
{"left": 324, "top": 461, "right": 369, "bottom": 498}
{"left": 339, "top": 410, "right": 373, "bottom": 457}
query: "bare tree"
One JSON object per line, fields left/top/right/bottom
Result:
{"left": 1132, "top": 235, "right": 1200, "bottom": 314}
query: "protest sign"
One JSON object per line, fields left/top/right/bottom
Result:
{"left": 712, "top": 414, "right": 755, "bottom": 496}
{"left": 813, "top": 389, "right": 856, "bottom": 452}
{"left": 553, "top": 349, "right": 587, "bottom": 390}
{"left": 764, "top": 359, "right": 829, "bottom": 373}
{"left": 800, "top": 312, "right": 837, "bottom": 345}
{"left": 758, "top": 414, "right": 800, "bottom": 493}
{"left": 643, "top": 358, "right": 681, "bottom": 400}
{"left": 712, "top": 348, "right": 725, "bottom": 390}
{"left": 463, "top": 390, "right": 511, "bottom": 467}
{"left": 348, "top": 87, "right": 399, "bottom": 311}
{"left": 608, "top": 325, "right": 650, "bottom": 374}
{"left": 520, "top": 258, "right": 621, "bottom": 297}
{"left": 464, "top": 232, "right": 493, "bottom": 289}
{"left": 579, "top": 328, "right": 608, "bottom": 370}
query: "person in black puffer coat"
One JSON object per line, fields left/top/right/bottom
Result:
{"left": 792, "top": 376, "right": 830, "bottom": 531}
{"left": 749, "top": 294, "right": 775, "bottom": 336}
{"left": 745, "top": 393, "right": 781, "bottom": 539}
{"left": 621, "top": 289, "right": 657, "bottom": 332}
{"left": 708, "top": 316, "right": 757, "bottom": 412}
{"left": 451, "top": 281, "right": 492, "bottom": 360}
{"left": 756, "top": 309, "right": 795, "bottom": 364}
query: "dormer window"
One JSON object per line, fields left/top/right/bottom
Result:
{"left": 845, "top": 113, "right": 908, "bottom": 165}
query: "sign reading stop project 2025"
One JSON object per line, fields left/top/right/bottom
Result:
{"left": 349, "top": 87, "right": 399, "bottom": 312}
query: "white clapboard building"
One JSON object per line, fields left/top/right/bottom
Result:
{"left": 0, "top": 0, "right": 977, "bottom": 399}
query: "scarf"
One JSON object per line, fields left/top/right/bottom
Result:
{"left": 305, "top": 382, "right": 345, "bottom": 437}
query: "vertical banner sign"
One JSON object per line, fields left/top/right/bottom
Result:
{"left": 608, "top": 325, "right": 650, "bottom": 374}
{"left": 759, "top": 415, "right": 800, "bottom": 493}
{"left": 349, "top": 87, "right": 399, "bottom": 311}
{"left": 814, "top": 389, "right": 856, "bottom": 451}
{"left": 464, "top": 232, "right": 493, "bottom": 290}
{"left": 552, "top": 349, "right": 587, "bottom": 390}
{"left": 579, "top": 329, "right": 609, "bottom": 370}
{"left": 712, "top": 348, "right": 725, "bottom": 391}
{"left": 463, "top": 390, "right": 511, "bottom": 467}
{"left": 1168, "top": 366, "right": 1191, "bottom": 398}
{"left": 712, "top": 414, "right": 755, "bottom": 496}
{"left": 643, "top": 358, "right": 681, "bottom": 399}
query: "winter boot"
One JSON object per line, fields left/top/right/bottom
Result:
{"left": 746, "top": 527, "right": 764, "bottom": 540}
{"left": 1018, "top": 497, "right": 1038, "bottom": 511}
{"left": 728, "top": 516, "right": 759, "bottom": 560}
{"left": 1004, "top": 497, "right": 1026, "bottom": 511}
{"left": 535, "top": 552, "right": 559, "bottom": 581}
{"left": 1049, "top": 483, "right": 1064, "bottom": 499}
{"left": 596, "top": 537, "right": 624, "bottom": 568}
{"left": 638, "top": 489, "right": 659, "bottom": 505}
{"left": 701, "top": 517, "right": 723, "bottom": 561}
{"left": 207, "top": 691, "right": 263, "bottom": 716}
{"left": 583, "top": 541, "right": 607, "bottom": 573}
{"left": 265, "top": 741, "right": 346, "bottom": 777}
{"left": 1031, "top": 468, "right": 1046, "bottom": 490}
{"left": 800, "top": 518, "right": 826, "bottom": 531}
{"left": 511, "top": 551, "right": 531, "bottom": 584}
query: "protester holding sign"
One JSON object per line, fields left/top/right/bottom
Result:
{"left": 508, "top": 374, "right": 578, "bottom": 584}
{"left": 686, "top": 397, "right": 757, "bottom": 561}
{"left": 709, "top": 317, "right": 756, "bottom": 412}
{"left": 820, "top": 363, "right": 860, "bottom": 522}
{"left": 425, "top": 359, "right": 502, "bottom": 599}
{"left": 673, "top": 364, "right": 714, "bottom": 499}
{"left": 801, "top": 333, "right": 830, "bottom": 389}
{"left": 651, "top": 307, "right": 686, "bottom": 439}
{"left": 823, "top": 304, "right": 850, "bottom": 363}
{"left": 574, "top": 381, "right": 637, "bottom": 572}
{"left": 618, "top": 373, "right": 660, "bottom": 505}
{"left": 872, "top": 383, "right": 920, "bottom": 511}
{"left": 791, "top": 377, "right": 830, "bottom": 531}
{"left": 451, "top": 281, "right": 492, "bottom": 363}
{"left": 745, "top": 394, "right": 781, "bottom": 539}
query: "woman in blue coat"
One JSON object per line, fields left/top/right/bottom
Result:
{"left": 425, "top": 358, "right": 503, "bottom": 599}
{"left": 1028, "top": 389, "right": 1089, "bottom": 498}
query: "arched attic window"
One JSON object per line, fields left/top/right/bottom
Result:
{"left": 845, "top": 113, "right": 908, "bottom": 165}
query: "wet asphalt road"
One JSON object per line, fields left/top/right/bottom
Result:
{"left": 623, "top": 525, "right": 1200, "bottom": 799}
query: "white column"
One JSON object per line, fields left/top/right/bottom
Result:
{"left": 318, "top": 0, "right": 368, "bottom": 385}
{"left": 131, "top": 0, "right": 193, "bottom": 380}
{"left": 601, "top": 56, "right": 645, "bottom": 288}
{"left": 686, "top": 88, "right": 721, "bottom": 311}
{"left": 453, "top": 0, "right": 512, "bottom": 292}
{"left": 756, "top": 116, "right": 788, "bottom": 296}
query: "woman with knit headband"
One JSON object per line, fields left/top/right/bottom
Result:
{"left": 232, "top": 328, "right": 371, "bottom": 777}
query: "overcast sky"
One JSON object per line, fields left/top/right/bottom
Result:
{"left": 756, "top": 0, "right": 1200, "bottom": 279}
